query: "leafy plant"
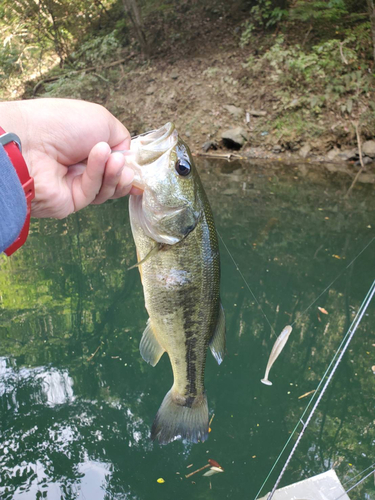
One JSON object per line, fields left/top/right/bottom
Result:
{"left": 70, "top": 31, "right": 123, "bottom": 67}
{"left": 239, "top": 0, "right": 289, "bottom": 47}
{"left": 290, "top": 0, "right": 348, "bottom": 23}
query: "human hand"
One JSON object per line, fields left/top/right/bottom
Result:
{"left": 0, "top": 98, "right": 138, "bottom": 218}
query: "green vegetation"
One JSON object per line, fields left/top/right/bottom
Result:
{"left": 0, "top": 0, "right": 131, "bottom": 98}
{"left": 0, "top": 0, "right": 374, "bottom": 154}
{"left": 239, "top": 0, "right": 375, "bottom": 146}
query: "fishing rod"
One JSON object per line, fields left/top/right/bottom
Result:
{"left": 342, "top": 461, "right": 375, "bottom": 490}
{"left": 265, "top": 278, "right": 375, "bottom": 500}
{"left": 219, "top": 229, "right": 375, "bottom": 497}
{"left": 342, "top": 468, "right": 375, "bottom": 497}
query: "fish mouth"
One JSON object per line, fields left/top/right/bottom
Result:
{"left": 125, "top": 123, "right": 178, "bottom": 190}
{"left": 137, "top": 123, "right": 176, "bottom": 148}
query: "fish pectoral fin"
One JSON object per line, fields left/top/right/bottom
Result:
{"left": 128, "top": 244, "right": 163, "bottom": 271}
{"left": 140, "top": 319, "right": 165, "bottom": 367}
{"left": 209, "top": 302, "right": 226, "bottom": 365}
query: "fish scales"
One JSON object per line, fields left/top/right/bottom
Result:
{"left": 127, "top": 123, "right": 225, "bottom": 444}
{"left": 135, "top": 188, "right": 219, "bottom": 400}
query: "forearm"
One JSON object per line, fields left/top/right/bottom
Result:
{"left": 0, "top": 101, "right": 28, "bottom": 146}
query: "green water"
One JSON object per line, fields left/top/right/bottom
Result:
{"left": 1, "top": 159, "right": 375, "bottom": 500}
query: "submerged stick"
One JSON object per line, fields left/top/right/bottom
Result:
{"left": 185, "top": 464, "right": 210, "bottom": 478}
{"left": 86, "top": 342, "right": 104, "bottom": 362}
{"left": 298, "top": 389, "right": 316, "bottom": 400}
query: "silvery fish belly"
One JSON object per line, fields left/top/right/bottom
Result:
{"left": 127, "top": 123, "right": 225, "bottom": 445}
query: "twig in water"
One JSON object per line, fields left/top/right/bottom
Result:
{"left": 86, "top": 342, "right": 104, "bottom": 362}
{"left": 298, "top": 390, "right": 316, "bottom": 400}
{"left": 185, "top": 464, "right": 210, "bottom": 478}
{"left": 209, "top": 413, "right": 215, "bottom": 428}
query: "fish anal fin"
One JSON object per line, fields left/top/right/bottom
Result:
{"left": 209, "top": 302, "right": 226, "bottom": 365}
{"left": 140, "top": 319, "right": 165, "bottom": 367}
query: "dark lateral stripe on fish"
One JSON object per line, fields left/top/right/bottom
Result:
{"left": 181, "top": 282, "right": 201, "bottom": 401}
{"left": 185, "top": 343, "right": 198, "bottom": 399}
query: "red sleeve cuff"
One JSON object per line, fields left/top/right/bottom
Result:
{"left": 0, "top": 126, "right": 35, "bottom": 255}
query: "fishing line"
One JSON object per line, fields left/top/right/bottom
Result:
{"left": 219, "top": 229, "right": 374, "bottom": 337}
{"left": 217, "top": 231, "right": 276, "bottom": 335}
{"left": 261, "top": 279, "right": 375, "bottom": 500}
{"left": 290, "top": 235, "right": 375, "bottom": 328}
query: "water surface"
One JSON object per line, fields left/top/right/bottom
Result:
{"left": 1, "top": 159, "right": 374, "bottom": 499}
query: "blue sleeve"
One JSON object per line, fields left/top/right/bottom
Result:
{"left": 0, "top": 145, "right": 27, "bottom": 253}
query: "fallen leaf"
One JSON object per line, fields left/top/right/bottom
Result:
{"left": 332, "top": 254, "right": 341, "bottom": 259}
{"left": 208, "top": 459, "right": 223, "bottom": 469}
{"left": 318, "top": 307, "right": 328, "bottom": 315}
{"left": 211, "top": 466, "right": 224, "bottom": 473}
{"left": 203, "top": 467, "right": 224, "bottom": 477}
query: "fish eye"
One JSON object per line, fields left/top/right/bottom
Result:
{"left": 175, "top": 159, "right": 191, "bottom": 177}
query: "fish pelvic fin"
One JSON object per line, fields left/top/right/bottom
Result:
{"left": 151, "top": 390, "right": 209, "bottom": 445}
{"left": 209, "top": 302, "right": 226, "bottom": 365}
{"left": 140, "top": 319, "right": 165, "bottom": 367}
{"left": 128, "top": 244, "right": 163, "bottom": 271}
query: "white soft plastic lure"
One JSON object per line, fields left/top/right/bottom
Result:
{"left": 261, "top": 325, "right": 293, "bottom": 386}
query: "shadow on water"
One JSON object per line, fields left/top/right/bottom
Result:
{"left": 0, "top": 159, "right": 374, "bottom": 499}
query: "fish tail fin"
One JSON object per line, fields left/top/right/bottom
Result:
{"left": 151, "top": 389, "right": 209, "bottom": 445}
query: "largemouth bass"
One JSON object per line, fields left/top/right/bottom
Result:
{"left": 127, "top": 123, "right": 225, "bottom": 445}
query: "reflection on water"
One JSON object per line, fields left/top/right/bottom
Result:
{"left": 0, "top": 160, "right": 375, "bottom": 499}
{"left": 0, "top": 358, "right": 74, "bottom": 408}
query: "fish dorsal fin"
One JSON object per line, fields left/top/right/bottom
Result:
{"left": 140, "top": 319, "right": 165, "bottom": 367}
{"left": 209, "top": 302, "right": 226, "bottom": 365}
